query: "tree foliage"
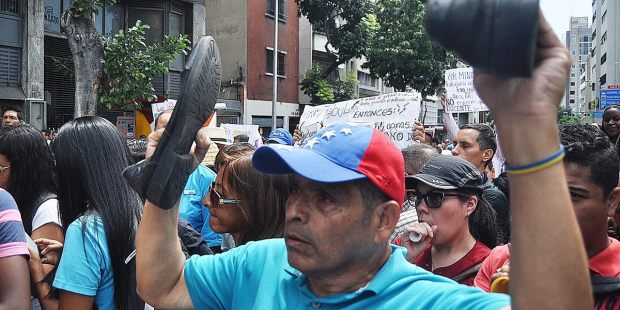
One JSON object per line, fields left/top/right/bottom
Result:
{"left": 558, "top": 106, "right": 583, "bottom": 124}
{"left": 99, "top": 21, "right": 190, "bottom": 109}
{"left": 300, "top": 65, "right": 358, "bottom": 105}
{"left": 296, "top": 0, "right": 377, "bottom": 78}
{"left": 69, "top": 0, "right": 117, "bottom": 16}
{"left": 363, "top": 0, "right": 456, "bottom": 96}
{"left": 62, "top": 0, "right": 190, "bottom": 113}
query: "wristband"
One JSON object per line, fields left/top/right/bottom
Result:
{"left": 505, "top": 145, "right": 565, "bottom": 175}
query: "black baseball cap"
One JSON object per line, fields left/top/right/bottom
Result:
{"left": 406, "top": 155, "right": 483, "bottom": 194}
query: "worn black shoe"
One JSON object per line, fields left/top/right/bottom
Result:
{"left": 123, "top": 36, "right": 222, "bottom": 209}
{"left": 425, "top": 0, "right": 539, "bottom": 77}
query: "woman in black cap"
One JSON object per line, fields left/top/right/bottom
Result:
{"left": 401, "top": 155, "right": 500, "bottom": 286}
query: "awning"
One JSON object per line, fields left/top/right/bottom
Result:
{"left": 0, "top": 86, "right": 25, "bottom": 100}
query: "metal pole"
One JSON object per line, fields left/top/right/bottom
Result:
{"left": 271, "top": 0, "right": 279, "bottom": 130}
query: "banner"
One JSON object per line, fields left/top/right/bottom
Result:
{"left": 221, "top": 124, "right": 263, "bottom": 148}
{"left": 152, "top": 100, "right": 177, "bottom": 122}
{"left": 444, "top": 68, "right": 488, "bottom": 113}
{"left": 298, "top": 92, "right": 422, "bottom": 149}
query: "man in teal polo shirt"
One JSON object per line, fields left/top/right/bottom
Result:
{"left": 135, "top": 14, "right": 593, "bottom": 309}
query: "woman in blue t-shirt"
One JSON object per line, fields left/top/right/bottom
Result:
{"left": 50, "top": 116, "right": 143, "bottom": 310}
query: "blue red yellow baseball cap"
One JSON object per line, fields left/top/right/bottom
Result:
{"left": 253, "top": 123, "right": 405, "bottom": 205}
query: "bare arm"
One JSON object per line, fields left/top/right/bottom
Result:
{"left": 31, "top": 223, "right": 64, "bottom": 276}
{"left": 440, "top": 94, "right": 459, "bottom": 141}
{"left": 136, "top": 200, "right": 193, "bottom": 308}
{"left": 0, "top": 256, "right": 29, "bottom": 310}
{"left": 58, "top": 291, "right": 93, "bottom": 310}
{"left": 135, "top": 128, "right": 210, "bottom": 308}
{"left": 474, "top": 12, "right": 592, "bottom": 309}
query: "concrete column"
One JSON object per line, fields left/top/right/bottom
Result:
{"left": 22, "top": 0, "right": 44, "bottom": 101}
{"left": 192, "top": 0, "right": 207, "bottom": 46}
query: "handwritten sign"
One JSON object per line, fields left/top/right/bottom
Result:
{"left": 444, "top": 68, "right": 489, "bottom": 113}
{"left": 221, "top": 124, "right": 263, "bottom": 148}
{"left": 298, "top": 92, "right": 421, "bottom": 149}
{"left": 152, "top": 100, "right": 177, "bottom": 122}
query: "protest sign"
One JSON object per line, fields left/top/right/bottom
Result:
{"left": 152, "top": 100, "right": 177, "bottom": 121}
{"left": 298, "top": 92, "right": 421, "bottom": 149}
{"left": 444, "top": 68, "right": 488, "bottom": 113}
{"left": 221, "top": 124, "right": 263, "bottom": 148}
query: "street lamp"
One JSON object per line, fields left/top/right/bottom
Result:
{"left": 271, "top": 0, "right": 279, "bottom": 131}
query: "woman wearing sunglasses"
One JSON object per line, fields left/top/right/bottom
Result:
{"left": 204, "top": 152, "right": 289, "bottom": 248}
{"left": 400, "top": 155, "right": 499, "bottom": 286}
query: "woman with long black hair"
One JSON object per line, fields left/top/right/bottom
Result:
{"left": 0, "top": 125, "right": 61, "bottom": 242}
{"left": 41, "top": 116, "right": 142, "bottom": 309}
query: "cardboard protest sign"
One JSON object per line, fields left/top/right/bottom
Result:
{"left": 298, "top": 92, "right": 421, "bottom": 149}
{"left": 221, "top": 124, "right": 263, "bottom": 148}
{"left": 444, "top": 68, "right": 489, "bottom": 113}
{"left": 152, "top": 100, "right": 177, "bottom": 121}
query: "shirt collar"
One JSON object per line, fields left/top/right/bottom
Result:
{"left": 282, "top": 245, "right": 421, "bottom": 301}
{"left": 589, "top": 237, "right": 620, "bottom": 276}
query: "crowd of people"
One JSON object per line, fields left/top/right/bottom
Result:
{"left": 0, "top": 13, "right": 618, "bottom": 310}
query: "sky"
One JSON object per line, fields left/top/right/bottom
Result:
{"left": 540, "top": 0, "right": 592, "bottom": 41}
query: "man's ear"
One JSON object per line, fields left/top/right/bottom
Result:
{"left": 482, "top": 149, "right": 494, "bottom": 164}
{"left": 465, "top": 195, "right": 478, "bottom": 216}
{"left": 374, "top": 201, "right": 401, "bottom": 243}
{"left": 606, "top": 187, "right": 620, "bottom": 217}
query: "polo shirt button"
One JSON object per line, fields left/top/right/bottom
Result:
{"left": 312, "top": 302, "right": 321, "bottom": 308}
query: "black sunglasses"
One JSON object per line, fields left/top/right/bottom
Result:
{"left": 413, "top": 192, "right": 464, "bottom": 209}
{"left": 207, "top": 182, "right": 241, "bottom": 208}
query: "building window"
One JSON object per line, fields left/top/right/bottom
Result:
{"left": 267, "top": 0, "right": 287, "bottom": 22}
{"left": 357, "top": 71, "right": 378, "bottom": 88}
{"left": 570, "top": 99, "right": 575, "bottom": 104}
{"left": 95, "top": 4, "right": 125, "bottom": 35}
{"left": 602, "top": 10, "right": 607, "bottom": 23}
{"left": 0, "top": 46, "right": 20, "bottom": 86}
{"left": 601, "top": 53, "right": 607, "bottom": 64}
{"left": 571, "top": 82, "right": 576, "bottom": 86}
{"left": 570, "top": 91, "right": 576, "bottom": 95}
{"left": 45, "top": 0, "right": 63, "bottom": 32}
{"left": 601, "top": 31, "right": 607, "bottom": 45}
{"left": 437, "top": 109, "right": 443, "bottom": 124}
{"left": 0, "top": 0, "right": 19, "bottom": 14}
{"left": 600, "top": 74, "right": 607, "bottom": 86}
{"left": 266, "top": 48, "right": 286, "bottom": 76}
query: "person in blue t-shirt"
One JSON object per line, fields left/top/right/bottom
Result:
{"left": 51, "top": 117, "right": 143, "bottom": 310}
{"left": 135, "top": 14, "right": 594, "bottom": 309}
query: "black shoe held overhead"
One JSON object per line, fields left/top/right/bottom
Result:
{"left": 424, "top": 0, "right": 539, "bottom": 77}
{"left": 123, "top": 36, "right": 222, "bottom": 210}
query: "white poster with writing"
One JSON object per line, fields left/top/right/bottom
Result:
{"left": 444, "top": 68, "right": 489, "bottom": 113}
{"left": 221, "top": 124, "right": 263, "bottom": 148}
{"left": 152, "top": 100, "right": 177, "bottom": 122}
{"left": 298, "top": 92, "right": 421, "bottom": 149}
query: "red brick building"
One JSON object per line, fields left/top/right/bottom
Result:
{"left": 207, "top": 0, "right": 300, "bottom": 135}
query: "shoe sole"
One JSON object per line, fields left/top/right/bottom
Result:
{"left": 155, "top": 36, "right": 222, "bottom": 157}
{"left": 124, "top": 36, "right": 221, "bottom": 209}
